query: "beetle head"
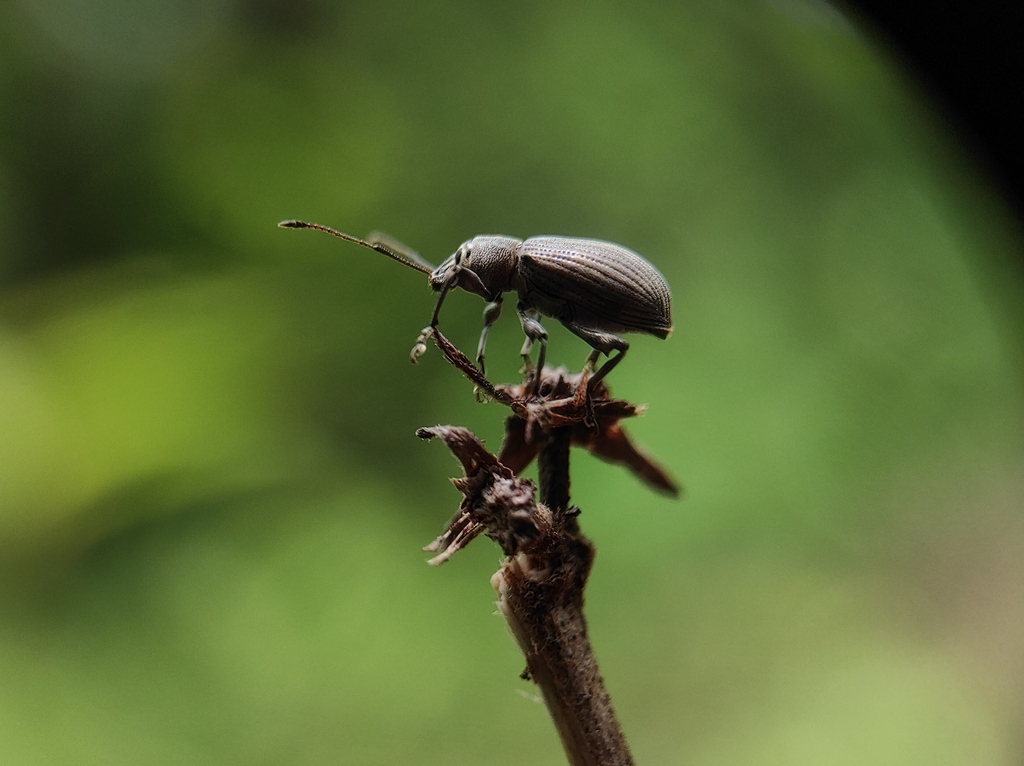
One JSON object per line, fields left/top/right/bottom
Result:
{"left": 428, "top": 243, "right": 468, "bottom": 293}
{"left": 430, "top": 236, "right": 520, "bottom": 300}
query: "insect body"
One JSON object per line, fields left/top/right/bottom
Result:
{"left": 279, "top": 220, "right": 672, "bottom": 391}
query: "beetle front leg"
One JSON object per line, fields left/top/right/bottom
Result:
{"left": 476, "top": 298, "right": 503, "bottom": 376}
{"left": 517, "top": 304, "right": 548, "bottom": 395}
{"left": 411, "top": 283, "right": 453, "bottom": 363}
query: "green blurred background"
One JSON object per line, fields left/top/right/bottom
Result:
{"left": 1, "top": 1, "right": 1023, "bottom": 764}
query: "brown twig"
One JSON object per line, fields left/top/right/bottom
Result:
{"left": 417, "top": 330, "right": 676, "bottom": 765}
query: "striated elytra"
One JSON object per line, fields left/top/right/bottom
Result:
{"left": 279, "top": 220, "right": 672, "bottom": 391}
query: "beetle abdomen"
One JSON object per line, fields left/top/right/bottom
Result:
{"left": 517, "top": 237, "right": 672, "bottom": 337}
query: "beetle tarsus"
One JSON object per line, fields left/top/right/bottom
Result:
{"left": 410, "top": 326, "right": 435, "bottom": 364}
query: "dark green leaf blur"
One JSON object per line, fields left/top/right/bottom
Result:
{"left": 1, "top": 1, "right": 1022, "bottom": 764}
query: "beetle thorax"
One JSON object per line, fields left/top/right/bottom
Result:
{"left": 465, "top": 236, "right": 521, "bottom": 297}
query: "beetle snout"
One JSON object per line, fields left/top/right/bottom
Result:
{"left": 429, "top": 256, "right": 456, "bottom": 291}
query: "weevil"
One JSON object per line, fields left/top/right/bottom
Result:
{"left": 278, "top": 220, "right": 672, "bottom": 392}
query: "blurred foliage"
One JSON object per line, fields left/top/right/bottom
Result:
{"left": 1, "top": 0, "right": 1023, "bottom": 764}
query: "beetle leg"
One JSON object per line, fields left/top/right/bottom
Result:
{"left": 411, "top": 283, "right": 453, "bottom": 364}
{"left": 429, "top": 282, "right": 452, "bottom": 327}
{"left": 590, "top": 346, "right": 627, "bottom": 388}
{"left": 563, "top": 323, "right": 629, "bottom": 390}
{"left": 517, "top": 304, "right": 548, "bottom": 394}
{"left": 476, "top": 298, "right": 503, "bottom": 376}
{"left": 519, "top": 336, "right": 533, "bottom": 369}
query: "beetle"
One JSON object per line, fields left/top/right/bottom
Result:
{"left": 279, "top": 220, "right": 672, "bottom": 392}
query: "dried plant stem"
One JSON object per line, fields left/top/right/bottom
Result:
{"left": 495, "top": 565, "right": 633, "bottom": 766}
{"left": 538, "top": 426, "right": 573, "bottom": 515}
{"left": 494, "top": 425, "right": 634, "bottom": 766}
{"left": 418, "top": 329, "right": 674, "bottom": 765}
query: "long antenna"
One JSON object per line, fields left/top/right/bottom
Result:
{"left": 278, "top": 220, "right": 435, "bottom": 274}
